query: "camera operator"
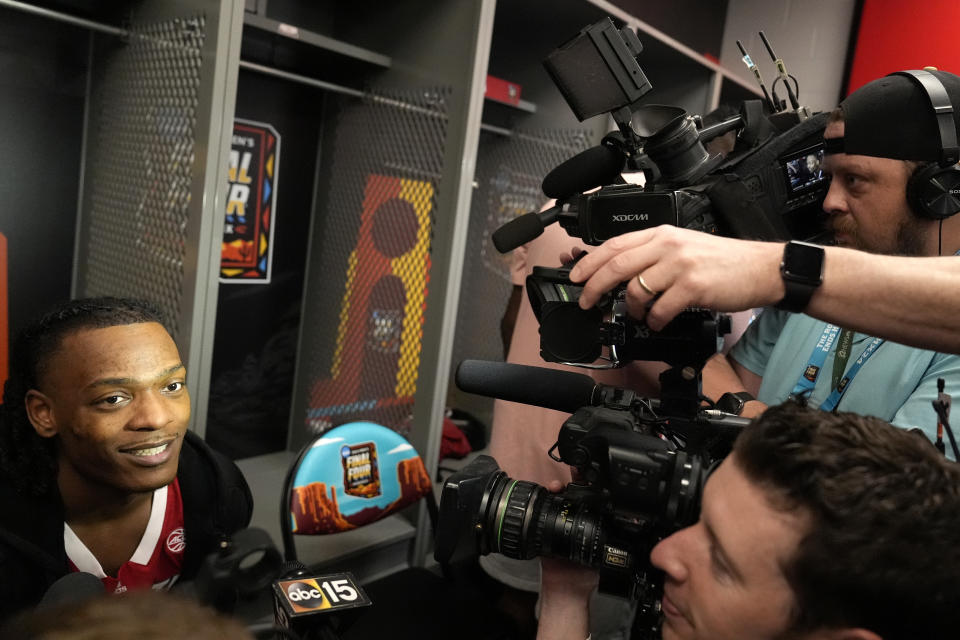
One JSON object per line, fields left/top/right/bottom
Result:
{"left": 537, "top": 402, "right": 960, "bottom": 640}
{"left": 570, "top": 70, "right": 960, "bottom": 454}
{"left": 486, "top": 217, "right": 660, "bottom": 639}
{"left": 0, "top": 298, "right": 253, "bottom": 619}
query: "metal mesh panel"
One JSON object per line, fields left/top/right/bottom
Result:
{"left": 449, "top": 128, "right": 590, "bottom": 406}
{"left": 294, "top": 86, "right": 449, "bottom": 442}
{"left": 78, "top": 16, "right": 206, "bottom": 339}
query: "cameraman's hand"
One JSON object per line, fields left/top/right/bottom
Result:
{"left": 536, "top": 480, "right": 597, "bottom": 640}
{"left": 536, "top": 559, "right": 597, "bottom": 640}
{"left": 568, "top": 226, "right": 785, "bottom": 331}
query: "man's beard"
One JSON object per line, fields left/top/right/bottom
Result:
{"left": 831, "top": 216, "right": 927, "bottom": 256}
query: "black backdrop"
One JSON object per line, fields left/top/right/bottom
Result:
{"left": 0, "top": 11, "right": 86, "bottom": 346}
{"left": 205, "top": 69, "right": 321, "bottom": 459}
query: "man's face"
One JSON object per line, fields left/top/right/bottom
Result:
{"left": 649, "top": 456, "right": 810, "bottom": 640}
{"left": 28, "top": 322, "right": 190, "bottom": 496}
{"left": 821, "top": 120, "right": 929, "bottom": 256}
{"left": 805, "top": 154, "right": 818, "bottom": 173}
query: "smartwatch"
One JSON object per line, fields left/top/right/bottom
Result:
{"left": 717, "top": 391, "right": 755, "bottom": 416}
{"left": 776, "top": 240, "right": 825, "bottom": 312}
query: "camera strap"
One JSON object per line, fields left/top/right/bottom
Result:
{"left": 789, "top": 323, "right": 885, "bottom": 412}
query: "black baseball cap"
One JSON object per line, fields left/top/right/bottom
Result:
{"left": 833, "top": 69, "right": 960, "bottom": 163}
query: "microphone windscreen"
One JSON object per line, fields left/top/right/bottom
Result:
{"left": 38, "top": 572, "right": 105, "bottom": 610}
{"left": 542, "top": 145, "right": 625, "bottom": 199}
{"left": 492, "top": 213, "right": 545, "bottom": 253}
{"left": 455, "top": 359, "right": 596, "bottom": 414}
{"left": 279, "top": 560, "right": 310, "bottom": 579}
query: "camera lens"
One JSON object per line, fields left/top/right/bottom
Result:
{"left": 477, "top": 473, "right": 542, "bottom": 558}
{"left": 660, "top": 451, "right": 703, "bottom": 531}
{"left": 480, "top": 472, "right": 608, "bottom": 568}
{"left": 436, "top": 451, "right": 704, "bottom": 582}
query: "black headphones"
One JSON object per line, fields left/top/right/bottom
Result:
{"left": 895, "top": 69, "right": 960, "bottom": 220}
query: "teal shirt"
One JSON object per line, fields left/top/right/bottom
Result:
{"left": 730, "top": 308, "right": 960, "bottom": 457}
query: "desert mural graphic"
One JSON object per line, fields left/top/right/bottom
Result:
{"left": 289, "top": 422, "right": 431, "bottom": 535}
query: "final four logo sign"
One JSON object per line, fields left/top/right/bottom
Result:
{"left": 220, "top": 119, "right": 280, "bottom": 283}
{"left": 340, "top": 442, "right": 381, "bottom": 498}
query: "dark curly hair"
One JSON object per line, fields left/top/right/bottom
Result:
{"left": 734, "top": 402, "right": 960, "bottom": 640}
{"left": 0, "top": 297, "right": 167, "bottom": 496}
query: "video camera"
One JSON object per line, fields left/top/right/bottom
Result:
{"left": 437, "top": 360, "right": 749, "bottom": 637}
{"left": 489, "top": 18, "right": 830, "bottom": 372}
{"left": 437, "top": 17, "right": 826, "bottom": 637}
{"left": 493, "top": 18, "right": 831, "bottom": 255}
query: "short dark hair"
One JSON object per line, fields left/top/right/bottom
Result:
{"left": 733, "top": 402, "right": 960, "bottom": 640}
{"left": 0, "top": 589, "right": 253, "bottom": 639}
{"left": 0, "top": 297, "right": 167, "bottom": 496}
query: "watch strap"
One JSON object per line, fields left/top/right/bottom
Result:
{"left": 776, "top": 241, "right": 825, "bottom": 312}
{"left": 777, "top": 277, "right": 819, "bottom": 312}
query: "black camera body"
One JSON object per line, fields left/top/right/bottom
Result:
{"left": 541, "top": 108, "right": 832, "bottom": 248}
{"left": 495, "top": 18, "right": 832, "bottom": 373}
{"left": 436, "top": 401, "right": 715, "bottom": 604}
{"left": 437, "top": 362, "right": 750, "bottom": 639}
{"left": 489, "top": 20, "right": 834, "bottom": 259}
{"left": 526, "top": 264, "right": 729, "bottom": 369}
{"left": 556, "top": 182, "right": 717, "bottom": 245}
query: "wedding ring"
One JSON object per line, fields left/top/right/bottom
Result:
{"left": 635, "top": 273, "right": 657, "bottom": 296}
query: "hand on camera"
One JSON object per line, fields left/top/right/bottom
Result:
{"left": 539, "top": 557, "right": 598, "bottom": 601}
{"left": 568, "top": 226, "right": 785, "bottom": 330}
{"left": 539, "top": 479, "right": 598, "bottom": 602}
{"left": 535, "top": 480, "right": 596, "bottom": 640}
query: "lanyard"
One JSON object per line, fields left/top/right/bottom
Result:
{"left": 790, "top": 323, "right": 885, "bottom": 412}
{"left": 831, "top": 328, "right": 855, "bottom": 391}
{"left": 794, "top": 250, "right": 957, "bottom": 410}
{"left": 790, "top": 324, "right": 840, "bottom": 400}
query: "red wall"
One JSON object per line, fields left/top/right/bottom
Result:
{"left": 847, "top": 0, "right": 960, "bottom": 96}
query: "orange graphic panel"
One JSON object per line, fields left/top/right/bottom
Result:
{"left": 305, "top": 173, "right": 433, "bottom": 432}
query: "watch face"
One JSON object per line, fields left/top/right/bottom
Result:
{"left": 782, "top": 241, "right": 824, "bottom": 283}
{"left": 718, "top": 393, "right": 746, "bottom": 415}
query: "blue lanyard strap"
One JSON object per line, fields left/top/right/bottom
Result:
{"left": 819, "top": 336, "right": 884, "bottom": 412}
{"left": 790, "top": 324, "right": 841, "bottom": 400}
{"left": 790, "top": 323, "right": 885, "bottom": 411}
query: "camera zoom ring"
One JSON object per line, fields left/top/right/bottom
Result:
{"left": 498, "top": 482, "right": 537, "bottom": 558}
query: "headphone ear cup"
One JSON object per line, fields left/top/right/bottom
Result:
{"left": 907, "top": 162, "right": 960, "bottom": 219}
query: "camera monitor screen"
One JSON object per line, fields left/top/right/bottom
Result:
{"left": 782, "top": 145, "right": 828, "bottom": 195}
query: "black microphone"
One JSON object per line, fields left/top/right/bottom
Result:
{"left": 37, "top": 572, "right": 105, "bottom": 610}
{"left": 455, "top": 359, "right": 598, "bottom": 414}
{"left": 541, "top": 144, "right": 625, "bottom": 199}
{"left": 491, "top": 203, "right": 562, "bottom": 253}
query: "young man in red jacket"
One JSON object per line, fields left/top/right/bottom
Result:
{"left": 0, "top": 297, "right": 253, "bottom": 618}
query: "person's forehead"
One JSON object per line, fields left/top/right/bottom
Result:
{"left": 702, "top": 457, "right": 810, "bottom": 575}
{"left": 45, "top": 322, "right": 181, "bottom": 383}
{"left": 821, "top": 146, "right": 905, "bottom": 179}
